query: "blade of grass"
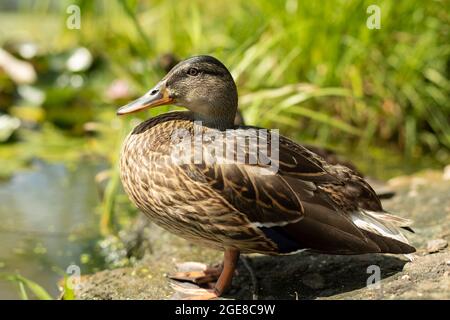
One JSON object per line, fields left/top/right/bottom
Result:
{"left": 18, "top": 281, "right": 29, "bottom": 300}
{"left": 1, "top": 274, "right": 53, "bottom": 300}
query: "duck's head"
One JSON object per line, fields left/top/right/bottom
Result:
{"left": 117, "top": 55, "right": 238, "bottom": 129}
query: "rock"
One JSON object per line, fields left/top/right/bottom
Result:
{"left": 72, "top": 169, "right": 450, "bottom": 300}
{"left": 427, "top": 239, "right": 448, "bottom": 254}
{"left": 302, "top": 273, "right": 325, "bottom": 290}
{"left": 329, "top": 251, "right": 450, "bottom": 300}
{"left": 72, "top": 220, "right": 221, "bottom": 300}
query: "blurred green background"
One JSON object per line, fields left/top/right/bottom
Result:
{"left": 0, "top": 0, "right": 448, "bottom": 299}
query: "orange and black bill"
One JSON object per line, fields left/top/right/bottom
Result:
{"left": 116, "top": 80, "right": 173, "bottom": 115}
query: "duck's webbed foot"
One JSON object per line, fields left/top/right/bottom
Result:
{"left": 169, "top": 282, "right": 220, "bottom": 300}
{"left": 168, "top": 261, "right": 223, "bottom": 285}
{"left": 169, "top": 249, "right": 240, "bottom": 300}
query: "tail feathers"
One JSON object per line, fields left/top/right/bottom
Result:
{"left": 266, "top": 206, "right": 416, "bottom": 256}
{"left": 363, "top": 210, "right": 413, "bottom": 228}
{"left": 350, "top": 210, "right": 415, "bottom": 254}
{"left": 401, "top": 226, "right": 415, "bottom": 233}
{"left": 365, "top": 210, "right": 415, "bottom": 234}
{"left": 360, "top": 229, "right": 416, "bottom": 254}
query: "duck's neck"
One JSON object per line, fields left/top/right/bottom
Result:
{"left": 191, "top": 102, "right": 237, "bottom": 131}
{"left": 193, "top": 113, "right": 234, "bottom": 131}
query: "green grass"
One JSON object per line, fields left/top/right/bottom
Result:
{"left": 7, "top": 0, "right": 448, "bottom": 158}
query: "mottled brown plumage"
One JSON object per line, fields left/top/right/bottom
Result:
{"left": 118, "top": 55, "right": 415, "bottom": 299}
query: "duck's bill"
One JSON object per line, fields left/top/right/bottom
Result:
{"left": 116, "top": 82, "right": 173, "bottom": 115}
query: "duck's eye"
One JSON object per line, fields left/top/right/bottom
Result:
{"left": 187, "top": 68, "right": 199, "bottom": 76}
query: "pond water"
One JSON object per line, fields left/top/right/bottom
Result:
{"left": 0, "top": 160, "right": 104, "bottom": 299}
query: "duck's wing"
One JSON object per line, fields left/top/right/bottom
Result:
{"left": 176, "top": 128, "right": 414, "bottom": 254}
{"left": 178, "top": 128, "right": 340, "bottom": 227}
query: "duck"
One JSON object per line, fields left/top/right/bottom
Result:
{"left": 117, "top": 55, "right": 415, "bottom": 299}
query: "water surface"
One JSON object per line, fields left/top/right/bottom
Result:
{"left": 0, "top": 160, "right": 103, "bottom": 299}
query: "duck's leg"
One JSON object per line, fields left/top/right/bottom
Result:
{"left": 170, "top": 248, "right": 240, "bottom": 300}
{"left": 213, "top": 248, "right": 240, "bottom": 296}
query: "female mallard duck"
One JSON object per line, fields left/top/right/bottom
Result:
{"left": 117, "top": 55, "right": 415, "bottom": 299}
